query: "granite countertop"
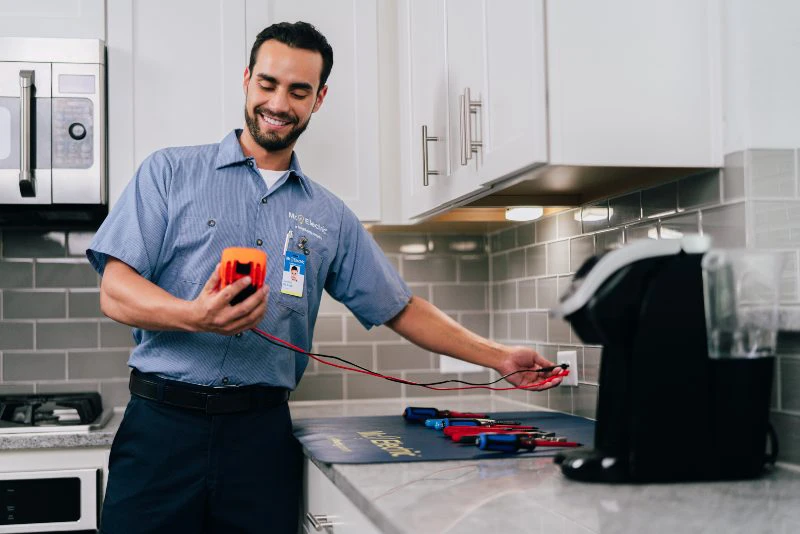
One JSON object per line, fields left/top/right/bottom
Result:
{"left": 0, "top": 409, "right": 123, "bottom": 450}
{"left": 292, "top": 397, "right": 800, "bottom": 534}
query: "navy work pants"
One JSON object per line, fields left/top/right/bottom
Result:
{"left": 100, "top": 395, "right": 303, "bottom": 533}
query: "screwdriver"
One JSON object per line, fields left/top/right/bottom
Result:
{"left": 428, "top": 418, "right": 528, "bottom": 430}
{"left": 476, "top": 433, "right": 582, "bottom": 452}
{"left": 403, "top": 407, "right": 488, "bottom": 423}
{"left": 445, "top": 426, "right": 552, "bottom": 442}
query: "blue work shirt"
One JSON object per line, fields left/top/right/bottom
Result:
{"left": 87, "top": 129, "right": 411, "bottom": 389}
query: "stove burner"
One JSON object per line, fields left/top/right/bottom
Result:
{"left": 0, "top": 392, "right": 103, "bottom": 428}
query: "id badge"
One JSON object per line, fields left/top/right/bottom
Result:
{"left": 281, "top": 251, "right": 306, "bottom": 297}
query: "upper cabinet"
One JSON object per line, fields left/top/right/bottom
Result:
{"left": 398, "top": 0, "right": 548, "bottom": 220}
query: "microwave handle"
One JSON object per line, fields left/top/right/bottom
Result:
{"left": 19, "top": 70, "right": 35, "bottom": 197}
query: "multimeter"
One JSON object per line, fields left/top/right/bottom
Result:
{"left": 219, "top": 247, "right": 268, "bottom": 305}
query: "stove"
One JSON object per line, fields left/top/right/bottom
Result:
{"left": 0, "top": 392, "right": 112, "bottom": 434}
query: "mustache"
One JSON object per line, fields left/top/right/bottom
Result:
{"left": 254, "top": 106, "right": 297, "bottom": 124}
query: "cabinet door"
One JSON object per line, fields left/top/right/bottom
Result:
{"left": 106, "top": 0, "right": 246, "bottom": 207}
{"left": 303, "top": 458, "right": 379, "bottom": 534}
{"left": 480, "top": 0, "right": 548, "bottom": 184}
{"left": 398, "top": 0, "right": 451, "bottom": 220}
{"left": 247, "top": 0, "right": 381, "bottom": 222}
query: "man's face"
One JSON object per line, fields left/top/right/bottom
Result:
{"left": 290, "top": 268, "right": 298, "bottom": 281}
{"left": 243, "top": 40, "right": 328, "bottom": 151}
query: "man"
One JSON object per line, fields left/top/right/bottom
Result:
{"left": 88, "top": 21, "right": 563, "bottom": 533}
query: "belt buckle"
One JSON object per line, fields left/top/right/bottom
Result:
{"left": 205, "top": 392, "right": 249, "bottom": 415}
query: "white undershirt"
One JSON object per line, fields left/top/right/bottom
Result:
{"left": 258, "top": 168, "right": 288, "bottom": 190}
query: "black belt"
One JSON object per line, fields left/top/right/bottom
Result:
{"left": 129, "top": 370, "right": 289, "bottom": 415}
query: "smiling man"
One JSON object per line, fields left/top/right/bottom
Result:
{"left": 88, "top": 21, "right": 562, "bottom": 533}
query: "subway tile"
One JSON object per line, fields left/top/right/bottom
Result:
{"left": 318, "top": 344, "right": 372, "bottom": 373}
{"left": 0, "top": 322, "right": 34, "bottom": 350}
{"left": 509, "top": 312, "right": 527, "bottom": 340}
{"left": 779, "top": 251, "right": 799, "bottom": 303}
{"left": 508, "top": 249, "right": 526, "bottom": 279}
{"left": 376, "top": 344, "right": 431, "bottom": 370}
{"left": 431, "top": 284, "right": 486, "bottom": 311}
{"left": 642, "top": 181, "right": 678, "bottom": 218}
{"left": 557, "top": 209, "right": 583, "bottom": 239}
{"left": 518, "top": 280, "right": 536, "bottom": 309}
{"left": 67, "top": 231, "right": 96, "bottom": 257}
{"left": 548, "top": 386, "right": 573, "bottom": 413}
{"left": 770, "top": 411, "right": 800, "bottom": 465}
{"left": 548, "top": 316, "right": 571, "bottom": 343}
{"left": 459, "top": 256, "right": 489, "bottom": 282}
{"left": 570, "top": 236, "right": 595, "bottom": 273}
{"left": 100, "top": 321, "right": 135, "bottom": 348}
{"left": 497, "top": 281, "right": 516, "bottom": 310}
{"left": 292, "top": 374, "right": 344, "bottom": 401}
{"left": 525, "top": 244, "right": 546, "bottom": 276}
{"left": 546, "top": 240, "right": 570, "bottom": 275}
{"left": 574, "top": 384, "right": 598, "bottom": 419}
{"left": 609, "top": 192, "right": 642, "bottom": 227}
{"left": 68, "top": 350, "right": 130, "bottom": 379}
{"left": 36, "top": 261, "right": 99, "bottom": 288}
{"left": 459, "top": 313, "right": 490, "bottom": 338}
{"left": 346, "top": 318, "right": 401, "bottom": 342}
{"left": 0, "top": 384, "right": 35, "bottom": 394}
{"left": 2, "top": 231, "right": 67, "bottom": 258}
{"left": 517, "top": 223, "right": 536, "bottom": 246}
{"left": 493, "top": 312, "right": 509, "bottom": 340}
{"left": 313, "top": 316, "right": 343, "bottom": 343}
{"left": 3, "top": 351, "right": 66, "bottom": 381}
{"left": 703, "top": 202, "right": 747, "bottom": 248}
{"left": 537, "top": 277, "right": 558, "bottom": 309}
{"left": 537, "top": 343, "right": 558, "bottom": 361}
{"left": 752, "top": 201, "right": 800, "bottom": 249}
{"left": 318, "top": 293, "right": 349, "bottom": 314}
{"left": 36, "top": 380, "right": 101, "bottom": 395}
{"left": 660, "top": 212, "right": 699, "bottom": 240}
{"left": 678, "top": 171, "right": 721, "bottom": 210}
{"left": 100, "top": 379, "right": 131, "bottom": 408}
{"left": 402, "top": 256, "right": 457, "bottom": 283}
{"left": 781, "top": 358, "right": 800, "bottom": 412}
{"left": 68, "top": 290, "right": 103, "bottom": 318}
{"left": 459, "top": 370, "right": 492, "bottom": 396}
{"left": 430, "top": 235, "right": 486, "bottom": 255}
{"left": 581, "top": 201, "right": 610, "bottom": 233}
{"left": 526, "top": 389, "right": 549, "bottom": 408}
{"left": 492, "top": 253, "right": 508, "bottom": 281}
{"left": 36, "top": 321, "right": 98, "bottom": 350}
{"left": 535, "top": 216, "right": 557, "bottom": 243}
{"left": 491, "top": 228, "right": 517, "bottom": 253}
{"left": 527, "top": 312, "right": 548, "bottom": 342}
{"left": 625, "top": 221, "right": 659, "bottom": 242}
{"left": 748, "top": 149, "right": 797, "bottom": 198}
{"left": 346, "top": 373, "right": 401, "bottom": 399}
{"left": 408, "top": 284, "right": 430, "bottom": 300}
{"left": 583, "top": 346, "right": 602, "bottom": 384}
{"left": 0, "top": 260, "right": 34, "bottom": 288}
{"left": 372, "top": 234, "right": 427, "bottom": 254}
{"left": 595, "top": 229, "right": 624, "bottom": 252}
{"left": 403, "top": 371, "right": 459, "bottom": 398}
{"left": 723, "top": 151, "right": 745, "bottom": 201}
{"left": 3, "top": 291, "right": 66, "bottom": 319}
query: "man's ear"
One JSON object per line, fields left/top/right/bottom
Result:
{"left": 312, "top": 85, "right": 328, "bottom": 113}
{"left": 243, "top": 67, "right": 251, "bottom": 94}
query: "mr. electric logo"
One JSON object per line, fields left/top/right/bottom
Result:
{"left": 288, "top": 212, "right": 328, "bottom": 235}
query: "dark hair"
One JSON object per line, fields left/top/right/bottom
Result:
{"left": 290, "top": 265, "right": 298, "bottom": 272}
{"left": 249, "top": 21, "right": 334, "bottom": 90}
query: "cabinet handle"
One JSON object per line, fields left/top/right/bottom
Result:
{"left": 464, "top": 87, "right": 482, "bottom": 163}
{"left": 18, "top": 70, "right": 35, "bottom": 197}
{"left": 305, "top": 512, "right": 335, "bottom": 531}
{"left": 421, "top": 125, "right": 439, "bottom": 187}
{"left": 459, "top": 92, "right": 468, "bottom": 166}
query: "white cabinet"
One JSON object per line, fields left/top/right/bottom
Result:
{"left": 304, "top": 458, "right": 379, "bottom": 534}
{"left": 547, "top": 0, "right": 722, "bottom": 167}
{"left": 245, "top": 0, "right": 382, "bottom": 222}
{"left": 398, "top": 0, "right": 548, "bottom": 220}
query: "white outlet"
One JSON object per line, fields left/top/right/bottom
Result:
{"left": 556, "top": 350, "right": 579, "bottom": 387}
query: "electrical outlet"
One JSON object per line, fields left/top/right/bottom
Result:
{"left": 556, "top": 350, "right": 579, "bottom": 387}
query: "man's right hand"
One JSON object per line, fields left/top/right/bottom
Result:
{"left": 190, "top": 263, "right": 269, "bottom": 335}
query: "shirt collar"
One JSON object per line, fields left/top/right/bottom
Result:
{"left": 215, "top": 129, "right": 313, "bottom": 198}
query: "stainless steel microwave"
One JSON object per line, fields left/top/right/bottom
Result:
{"left": 0, "top": 37, "right": 106, "bottom": 226}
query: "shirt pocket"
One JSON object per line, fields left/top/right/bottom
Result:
{"left": 174, "top": 215, "right": 244, "bottom": 285}
{"left": 276, "top": 248, "right": 323, "bottom": 316}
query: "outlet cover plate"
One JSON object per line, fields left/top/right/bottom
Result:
{"left": 557, "top": 350, "right": 579, "bottom": 386}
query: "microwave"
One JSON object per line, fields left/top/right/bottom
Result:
{"left": 0, "top": 37, "right": 107, "bottom": 226}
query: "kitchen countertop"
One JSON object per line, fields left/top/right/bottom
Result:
{"left": 292, "top": 397, "right": 800, "bottom": 534}
{"left": 0, "top": 409, "right": 123, "bottom": 450}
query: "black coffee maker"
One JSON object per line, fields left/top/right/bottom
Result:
{"left": 554, "top": 237, "right": 777, "bottom": 482}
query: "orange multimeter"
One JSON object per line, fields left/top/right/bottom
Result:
{"left": 219, "top": 247, "right": 268, "bottom": 305}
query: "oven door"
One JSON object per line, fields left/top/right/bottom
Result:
{"left": 0, "top": 62, "right": 52, "bottom": 205}
{"left": 0, "top": 469, "right": 99, "bottom": 533}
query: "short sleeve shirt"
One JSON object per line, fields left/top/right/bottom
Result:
{"left": 87, "top": 130, "right": 412, "bottom": 388}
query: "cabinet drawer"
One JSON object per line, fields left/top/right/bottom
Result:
{"left": 303, "top": 458, "right": 379, "bottom": 534}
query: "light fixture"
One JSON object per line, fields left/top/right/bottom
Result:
{"left": 505, "top": 206, "right": 544, "bottom": 222}
{"left": 399, "top": 243, "right": 428, "bottom": 254}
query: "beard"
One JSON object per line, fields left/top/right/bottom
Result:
{"left": 244, "top": 104, "right": 311, "bottom": 151}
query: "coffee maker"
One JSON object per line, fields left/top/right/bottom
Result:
{"left": 554, "top": 236, "right": 777, "bottom": 482}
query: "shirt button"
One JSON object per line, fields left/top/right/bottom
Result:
{"left": 247, "top": 159, "right": 254, "bottom": 167}
{"left": 207, "top": 219, "right": 216, "bottom": 227}
{"left": 261, "top": 197, "right": 268, "bottom": 204}
{"left": 222, "top": 377, "right": 230, "bottom": 385}
{"left": 256, "top": 239, "right": 263, "bottom": 246}
{"left": 235, "top": 332, "right": 242, "bottom": 338}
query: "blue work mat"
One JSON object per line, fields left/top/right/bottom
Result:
{"left": 292, "top": 411, "right": 594, "bottom": 464}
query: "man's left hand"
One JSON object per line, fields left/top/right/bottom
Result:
{"left": 495, "top": 346, "right": 564, "bottom": 391}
